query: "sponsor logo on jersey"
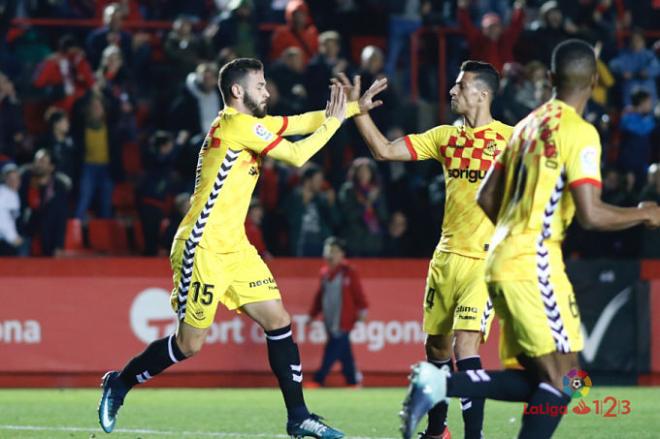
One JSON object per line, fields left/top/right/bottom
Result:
{"left": 456, "top": 305, "right": 479, "bottom": 314}
{"left": 447, "top": 168, "right": 487, "bottom": 183}
{"left": 249, "top": 166, "right": 258, "bottom": 176}
{"left": 249, "top": 277, "right": 277, "bottom": 288}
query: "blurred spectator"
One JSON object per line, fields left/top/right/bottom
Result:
{"left": 618, "top": 89, "right": 657, "bottom": 190}
{"left": 206, "top": 0, "right": 257, "bottom": 59}
{"left": 640, "top": 163, "right": 660, "bottom": 204}
{"left": 169, "top": 62, "right": 222, "bottom": 137}
{"left": 270, "top": 0, "right": 319, "bottom": 64}
{"left": 0, "top": 163, "right": 24, "bottom": 256}
{"left": 165, "top": 15, "right": 211, "bottom": 84}
{"left": 33, "top": 34, "right": 95, "bottom": 114}
{"left": 456, "top": 0, "right": 525, "bottom": 72}
{"left": 592, "top": 41, "right": 615, "bottom": 108}
{"left": 245, "top": 197, "right": 272, "bottom": 259}
{"left": 0, "top": 71, "right": 25, "bottom": 162}
{"left": 357, "top": 46, "right": 394, "bottom": 131}
{"left": 382, "top": 210, "right": 414, "bottom": 257}
{"left": 39, "top": 108, "right": 76, "bottom": 183}
{"left": 305, "top": 31, "right": 349, "bottom": 109}
{"left": 73, "top": 92, "right": 122, "bottom": 220}
{"left": 523, "top": 1, "right": 577, "bottom": 66}
{"left": 19, "top": 149, "right": 70, "bottom": 256}
{"left": 162, "top": 192, "right": 191, "bottom": 250}
{"left": 285, "top": 164, "right": 338, "bottom": 256}
{"left": 384, "top": 0, "right": 421, "bottom": 80}
{"left": 95, "top": 0, "right": 144, "bottom": 21}
{"left": 640, "top": 164, "right": 660, "bottom": 257}
{"left": 609, "top": 29, "right": 660, "bottom": 106}
{"left": 497, "top": 61, "right": 545, "bottom": 124}
{"left": 338, "top": 158, "right": 388, "bottom": 257}
{"left": 268, "top": 48, "right": 308, "bottom": 113}
{"left": 307, "top": 236, "right": 367, "bottom": 387}
{"left": 86, "top": 2, "right": 133, "bottom": 69}
{"left": 137, "top": 131, "right": 182, "bottom": 256}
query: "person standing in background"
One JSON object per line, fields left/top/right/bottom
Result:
{"left": 307, "top": 237, "right": 368, "bottom": 388}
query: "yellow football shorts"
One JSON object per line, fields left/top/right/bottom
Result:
{"left": 422, "top": 251, "right": 494, "bottom": 340}
{"left": 487, "top": 275, "right": 583, "bottom": 366}
{"left": 169, "top": 241, "right": 281, "bottom": 329}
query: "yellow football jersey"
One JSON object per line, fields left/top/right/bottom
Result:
{"left": 486, "top": 99, "right": 602, "bottom": 281}
{"left": 174, "top": 103, "right": 359, "bottom": 253}
{"left": 405, "top": 120, "right": 513, "bottom": 259}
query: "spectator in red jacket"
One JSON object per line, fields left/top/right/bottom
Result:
{"left": 457, "top": 0, "right": 525, "bottom": 72}
{"left": 307, "top": 237, "right": 368, "bottom": 387}
{"left": 269, "top": 0, "right": 318, "bottom": 65}
{"left": 33, "top": 34, "right": 95, "bottom": 114}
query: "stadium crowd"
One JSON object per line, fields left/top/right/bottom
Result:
{"left": 0, "top": 0, "right": 659, "bottom": 258}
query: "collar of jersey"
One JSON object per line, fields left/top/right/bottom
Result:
{"left": 461, "top": 119, "right": 500, "bottom": 134}
{"left": 549, "top": 98, "right": 578, "bottom": 115}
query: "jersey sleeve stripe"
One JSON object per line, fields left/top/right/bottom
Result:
{"left": 569, "top": 178, "right": 602, "bottom": 189}
{"left": 260, "top": 136, "right": 284, "bottom": 158}
{"left": 277, "top": 116, "right": 289, "bottom": 135}
{"left": 403, "top": 135, "right": 418, "bottom": 160}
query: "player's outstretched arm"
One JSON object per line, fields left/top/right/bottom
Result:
{"left": 571, "top": 184, "right": 660, "bottom": 231}
{"left": 334, "top": 73, "right": 414, "bottom": 161}
{"left": 263, "top": 100, "right": 361, "bottom": 137}
{"left": 253, "top": 84, "right": 347, "bottom": 168}
{"left": 477, "top": 163, "right": 505, "bottom": 224}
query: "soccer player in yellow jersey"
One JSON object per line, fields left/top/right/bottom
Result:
{"left": 401, "top": 40, "right": 660, "bottom": 439}
{"left": 98, "top": 58, "right": 382, "bottom": 439}
{"left": 337, "top": 60, "right": 513, "bottom": 439}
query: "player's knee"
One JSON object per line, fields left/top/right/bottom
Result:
{"left": 425, "top": 335, "right": 452, "bottom": 361}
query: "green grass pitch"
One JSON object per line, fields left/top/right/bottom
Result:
{"left": 0, "top": 387, "right": 658, "bottom": 438}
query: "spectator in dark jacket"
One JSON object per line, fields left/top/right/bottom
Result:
{"left": 39, "top": 108, "right": 76, "bottom": 183}
{"left": 609, "top": 29, "right": 660, "bottom": 106}
{"left": 305, "top": 31, "right": 349, "bottom": 110}
{"left": 285, "top": 164, "right": 338, "bottom": 256}
{"left": 19, "top": 149, "right": 70, "bottom": 256}
{"left": 207, "top": 0, "right": 258, "bottom": 59}
{"left": 618, "top": 89, "right": 656, "bottom": 190}
{"left": 456, "top": 0, "right": 525, "bottom": 72}
{"left": 0, "top": 71, "right": 25, "bottom": 162}
{"left": 165, "top": 15, "right": 210, "bottom": 84}
{"left": 307, "top": 237, "right": 368, "bottom": 387}
{"left": 86, "top": 2, "right": 133, "bottom": 69}
{"left": 169, "top": 62, "right": 222, "bottom": 137}
{"left": 137, "top": 131, "right": 182, "bottom": 256}
{"left": 338, "top": 158, "right": 388, "bottom": 257}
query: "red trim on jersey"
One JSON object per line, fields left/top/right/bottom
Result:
{"left": 403, "top": 136, "right": 418, "bottom": 160}
{"left": 569, "top": 178, "right": 602, "bottom": 189}
{"left": 493, "top": 161, "right": 504, "bottom": 170}
{"left": 260, "top": 136, "right": 284, "bottom": 158}
{"left": 277, "top": 116, "right": 289, "bottom": 135}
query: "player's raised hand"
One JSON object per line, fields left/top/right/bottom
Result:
{"left": 325, "top": 83, "right": 347, "bottom": 123}
{"left": 333, "top": 73, "right": 388, "bottom": 114}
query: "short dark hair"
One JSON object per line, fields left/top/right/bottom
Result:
{"left": 324, "top": 236, "right": 346, "bottom": 252}
{"left": 460, "top": 60, "right": 500, "bottom": 96}
{"left": 301, "top": 163, "right": 322, "bottom": 183}
{"left": 631, "top": 88, "right": 651, "bottom": 107}
{"left": 218, "top": 58, "right": 263, "bottom": 101}
{"left": 551, "top": 39, "right": 596, "bottom": 91}
{"left": 58, "top": 34, "right": 77, "bottom": 52}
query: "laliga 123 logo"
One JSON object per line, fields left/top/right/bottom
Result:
{"left": 563, "top": 368, "right": 592, "bottom": 399}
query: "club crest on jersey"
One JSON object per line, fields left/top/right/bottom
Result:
{"left": 254, "top": 124, "right": 273, "bottom": 141}
{"left": 580, "top": 146, "right": 599, "bottom": 174}
{"left": 484, "top": 141, "right": 496, "bottom": 157}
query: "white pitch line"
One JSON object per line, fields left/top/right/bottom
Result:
{"left": 0, "top": 424, "right": 399, "bottom": 439}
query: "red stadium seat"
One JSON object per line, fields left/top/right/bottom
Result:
{"left": 112, "top": 182, "right": 137, "bottom": 215}
{"left": 64, "top": 218, "right": 84, "bottom": 251}
{"left": 88, "top": 219, "right": 129, "bottom": 254}
{"left": 122, "top": 141, "right": 142, "bottom": 176}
